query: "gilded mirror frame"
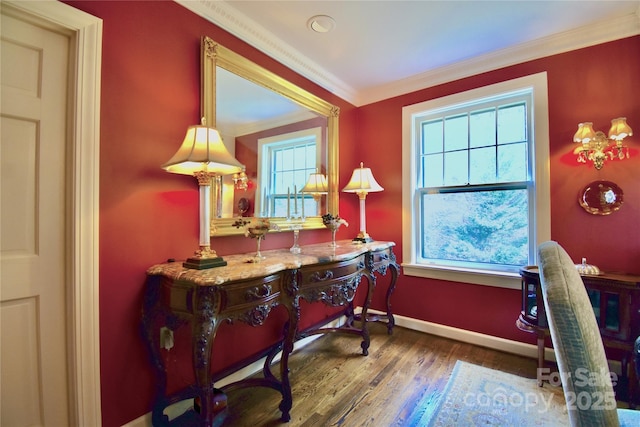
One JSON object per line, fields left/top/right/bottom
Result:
{"left": 201, "top": 36, "right": 339, "bottom": 236}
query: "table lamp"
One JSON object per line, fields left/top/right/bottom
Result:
{"left": 301, "top": 170, "right": 329, "bottom": 217}
{"left": 301, "top": 170, "right": 329, "bottom": 201}
{"left": 342, "top": 162, "right": 383, "bottom": 242}
{"left": 162, "top": 122, "right": 243, "bottom": 269}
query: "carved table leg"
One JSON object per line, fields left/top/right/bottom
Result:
{"left": 278, "top": 270, "right": 299, "bottom": 422}
{"left": 278, "top": 318, "right": 295, "bottom": 421}
{"left": 358, "top": 249, "right": 399, "bottom": 335}
{"left": 384, "top": 261, "right": 399, "bottom": 335}
{"left": 192, "top": 286, "right": 223, "bottom": 425}
{"left": 359, "top": 273, "right": 374, "bottom": 357}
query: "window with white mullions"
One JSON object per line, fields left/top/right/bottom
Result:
{"left": 420, "top": 100, "right": 529, "bottom": 188}
{"left": 258, "top": 127, "right": 322, "bottom": 217}
{"left": 403, "top": 73, "right": 550, "bottom": 288}
{"left": 269, "top": 142, "right": 316, "bottom": 216}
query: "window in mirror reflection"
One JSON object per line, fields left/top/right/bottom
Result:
{"left": 258, "top": 128, "right": 322, "bottom": 217}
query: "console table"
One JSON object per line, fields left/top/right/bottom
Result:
{"left": 517, "top": 266, "right": 640, "bottom": 406}
{"left": 142, "top": 240, "right": 399, "bottom": 426}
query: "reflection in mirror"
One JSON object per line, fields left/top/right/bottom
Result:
{"left": 217, "top": 68, "right": 327, "bottom": 218}
{"left": 201, "top": 36, "right": 339, "bottom": 236}
{"left": 254, "top": 125, "right": 326, "bottom": 218}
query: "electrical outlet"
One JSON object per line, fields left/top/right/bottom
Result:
{"left": 160, "top": 327, "right": 174, "bottom": 350}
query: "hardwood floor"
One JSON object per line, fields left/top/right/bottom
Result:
{"left": 221, "top": 323, "right": 540, "bottom": 426}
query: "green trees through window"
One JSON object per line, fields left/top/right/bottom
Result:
{"left": 421, "top": 189, "right": 529, "bottom": 267}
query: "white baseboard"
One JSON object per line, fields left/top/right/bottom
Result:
{"left": 368, "top": 308, "right": 557, "bottom": 362}
{"left": 367, "top": 308, "right": 623, "bottom": 375}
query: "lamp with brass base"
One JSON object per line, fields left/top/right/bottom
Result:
{"left": 162, "top": 122, "right": 243, "bottom": 269}
{"left": 342, "top": 162, "right": 383, "bottom": 243}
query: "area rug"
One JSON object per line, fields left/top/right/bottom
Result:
{"left": 409, "top": 360, "right": 569, "bottom": 426}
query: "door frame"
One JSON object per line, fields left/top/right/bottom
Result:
{"left": 3, "top": 1, "right": 102, "bottom": 425}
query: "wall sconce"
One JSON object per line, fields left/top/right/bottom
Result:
{"left": 573, "top": 118, "right": 633, "bottom": 170}
{"left": 342, "top": 162, "right": 383, "bottom": 243}
{"left": 300, "top": 170, "right": 328, "bottom": 202}
{"left": 233, "top": 167, "right": 249, "bottom": 191}
{"left": 163, "top": 122, "right": 243, "bottom": 269}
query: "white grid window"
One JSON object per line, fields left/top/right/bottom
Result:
{"left": 258, "top": 128, "right": 321, "bottom": 217}
{"left": 402, "top": 73, "right": 550, "bottom": 289}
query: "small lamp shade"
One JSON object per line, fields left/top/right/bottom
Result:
{"left": 301, "top": 172, "right": 329, "bottom": 195}
{"left": 573, "top": 122, "right": 596, "bottom": 144}
{"left": 608, "top": 117, "right": 633, "bottom": 141}
{"left": 342, "top": 162, "right": 384, "bottom": 194}
{"left": 162, "top": 125, "right": 243, "bottom": 176}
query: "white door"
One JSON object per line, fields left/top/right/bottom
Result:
{"left": 1, "top": 10, "right": 71, "bottom": 426}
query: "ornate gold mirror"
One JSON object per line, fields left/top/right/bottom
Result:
{"left": 201, "top": 36, "right": 339, "bottom": 236}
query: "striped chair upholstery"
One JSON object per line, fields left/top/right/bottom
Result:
{"left": 537, "top": 241, "right": 639, "bottom": 427}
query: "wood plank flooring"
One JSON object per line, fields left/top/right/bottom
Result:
{"left": 221, "top": 323, "right": 540, "bottom": 426}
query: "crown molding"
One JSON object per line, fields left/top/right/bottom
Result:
{"left": 177, "top": 0, "right": 356, "bottom": 103}
{"left": 358, "top": 11, "right": 640, "bottom": 106}
{"left": 177, "top": 1, "right": 639, "bottom": 107}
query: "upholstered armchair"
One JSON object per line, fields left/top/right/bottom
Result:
{"left": 537, "top": 241, "right": 639, "bottom": 426}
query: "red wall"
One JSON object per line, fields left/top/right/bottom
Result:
{"left": 64, "top": 2, "right": 356, "bottom": 426}
{"left": 356, "top": 36, "right": 640, "bottom": 343}
{"left": 65, "top": 1, "right": 639, "bottom": 425}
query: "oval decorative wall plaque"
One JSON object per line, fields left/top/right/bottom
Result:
{"left": 579, "top": 180, "right": 623, "bottom": 215}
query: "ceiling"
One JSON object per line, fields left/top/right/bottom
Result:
{"left": 178, "top": 0, "right": 639, "bottom": 107}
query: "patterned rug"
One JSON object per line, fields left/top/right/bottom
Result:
{"left": 409, "top": 360, "right": 569, "bottom": 426}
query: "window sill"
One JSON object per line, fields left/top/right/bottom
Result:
{"left": 401, "top": 263, "right": 521, "bottom": 290}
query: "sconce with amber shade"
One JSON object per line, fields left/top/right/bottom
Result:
{"left": 163, "top": 122, "right": 243, "bottom": 269}
{"left": 342, "top": 162, "right": 384, "bottom": 243}
{"left": 233, "top": 167, "right": 249, "bottom": 191}
{"left": 573, "top": 118, "right": 633, "bottom": 170}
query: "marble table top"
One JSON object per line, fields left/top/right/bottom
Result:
{"left": 147, "top": 240, "right": 395, "bottom": 286}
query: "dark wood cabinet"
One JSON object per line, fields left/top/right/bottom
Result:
{"left": 517, "top": 266, "right": 640, "bottom": 406}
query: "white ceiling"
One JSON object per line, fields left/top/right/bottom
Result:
{"left": 179, "top": 0, "right": 640, "bottom": 107}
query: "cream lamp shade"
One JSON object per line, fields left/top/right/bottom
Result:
{"left": 608, "top": 117, "right": 633, "bottom": 141}
{"left": 301, "top": 171, "right": 329, "bottom": 199}
{"left": 162, "top": 124, "right": 243, "bottom": 269}
{"left": 342, "top": 162, "right": 383, "bottom": 242}
{"left": 573, "top": 122, "right": 597, "bottom": 144}
{"left": 162, "top": 125, "right": 243, "bottom": 175}
{"left": 342, "top": 162, "right": 384, "bottom": 194}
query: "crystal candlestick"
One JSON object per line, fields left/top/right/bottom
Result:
{"left": 289, "top": 223, "right": 303, "bottom": 254}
